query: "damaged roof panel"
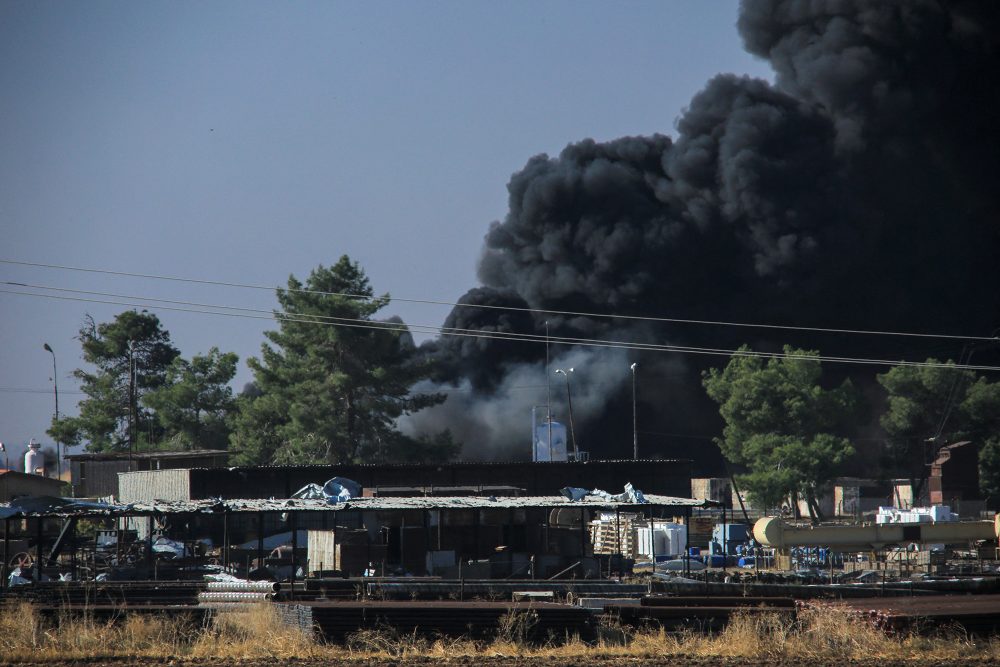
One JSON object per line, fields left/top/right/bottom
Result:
{"left": 0, "top": 493, "right": 717, "bottom": 519}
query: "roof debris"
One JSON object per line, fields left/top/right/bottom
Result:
{"left": 561, "top": 483, "right": 647, "bottom": 504}
{"left": 0, "top": 492, "right": 715, "bottom": 519}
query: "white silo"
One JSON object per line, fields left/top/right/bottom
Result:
{"left": 24, "top": 439, "right": 43, "bottom": 475}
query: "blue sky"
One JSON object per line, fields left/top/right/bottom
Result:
{"left": 0, "top": 0, "right": 771, "bottom": 461}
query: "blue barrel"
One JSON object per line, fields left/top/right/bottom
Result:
{"left": 688, "top": 547, "right": 701, "bottom": 557}
{"left": 708, "top": 554, "right": 726, "bottom": 568}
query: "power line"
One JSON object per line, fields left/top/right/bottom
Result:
{"left": 0, "top": 387, "right": 84, "bottom": 395}
{"left": 2, "top": 258, "right": 996, "bottom": 343}
{"left": 4, "top": 286, "right": 1000, "bottom": 372}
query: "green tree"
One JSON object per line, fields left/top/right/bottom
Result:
{"left": 959, "top": 376, "right": 1000, "bottom": 500}
{"left": 877, "top": 361, "right": 974, "bottom": 492}
{"left": 879, "top": 362, "right": 1000, "bottom": 501}
{"left": 979, "top": 436, "right": 1000, "bottom": 500}
{"left": 703, "top": 346, "right": 857, "bottom": 519}
{"left": 48, "top": 311, "right": 180, "bottom": 452}
{"left": 143, "top": 347, "right": 239, "bottom": 450}
{"left": 230, "top": 256, "right": 447, "bottom": 465}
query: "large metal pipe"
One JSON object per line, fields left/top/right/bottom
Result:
{"left": 754, "top": 516, "right": 996, "bottom": 551}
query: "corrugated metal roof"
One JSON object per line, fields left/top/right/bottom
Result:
{"left": 188, "top": 458, "right": 692, "bottom": 472}
{"left": 0, "top": 470, "right": 66, "bottom": 486}
{"left": 65, "top": 449, "right": 229, "bottom": 461}
{"left": 0, "top": 493, "right": 716, "bottom": 518}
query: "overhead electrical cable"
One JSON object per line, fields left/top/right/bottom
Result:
{"left": 3, "top": 286, "right": 999, "bottom": 372}
{"left": 2, "top": 258, "right": 996, "bottom": 343}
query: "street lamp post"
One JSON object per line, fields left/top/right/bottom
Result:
{"left": 630, "top": 362, "right": 638, "bottom": 460}
{"left": 555, "top": 368, "right": 578, "bottom": 459}
{"left": 43, "top": 343, "right": 60, "bottom": 479}
{"left": 545, "top": 321, "right": 552, "bottom": 462}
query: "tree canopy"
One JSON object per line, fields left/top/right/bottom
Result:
{"left": 876, "top": 361, "right": 1000, "bottom": 497}
{"left": 48, "top": 311, "right": 180, "bottom": 452}
{"left": 230, "top": 256, "right": 451, "bottom": 465}
{"left": 48, "top": 311, "right": 241, "bottom": 453}
{"left": 143, "top": 347, "right": 239, "bottom": 451}
{"left": 703, "top": 346, "right": 857, "bottom": 518}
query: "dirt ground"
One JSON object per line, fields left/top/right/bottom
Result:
{"left": 2, "top": 657, "right": 994, "bottom": 667}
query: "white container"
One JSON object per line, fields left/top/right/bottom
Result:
{"left": 24, "top": 441, "right": 42, "bottom": 475}
{"left": 660, "top": 523, "right": 687, "bottom": 557}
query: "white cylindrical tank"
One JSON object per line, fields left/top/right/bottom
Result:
{"left": 24, "top": 440, "right": 42, "bottom": 475}
{"left": 754, "top": 516, "right": 995, "bottom": 550}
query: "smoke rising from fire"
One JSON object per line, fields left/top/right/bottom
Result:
{"left": 411, "top": 1, "right": 1000, "bottom": 466}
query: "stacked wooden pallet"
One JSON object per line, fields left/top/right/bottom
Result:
{"left": 589, "top": 513, "right": 641, "bottom": 556}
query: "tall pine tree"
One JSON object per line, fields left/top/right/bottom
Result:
{"left": 144, "top": 347, "right": 239, "bottom": 451}
{"left": 230, "top": 256, "right": 449, "bottom": 465}
{"left": 703, "top": 346, "right": 857, "bottom": 519}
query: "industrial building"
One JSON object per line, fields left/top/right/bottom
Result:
{"left": 0, "top": 490, "right": 712, "bottom": 587}
{"left": 116, "top": 459, "right": 692, "bottom": 504}
{"left": 0, "top": 470, "right": 65, "bottom": 503}
{"left": 65, "top": 449, "right": 230, "bottom": 498}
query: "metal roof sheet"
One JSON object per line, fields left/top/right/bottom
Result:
{"left": 65, "top": 449, "right": 229, "bottom": 462}
{"left": 0, "top": 493, "right": 716, "bottom": 519}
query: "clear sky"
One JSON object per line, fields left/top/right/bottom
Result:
{"left": 0, "top": 0, "right": 772, "bottom": 463}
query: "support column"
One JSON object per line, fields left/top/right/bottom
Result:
{"left": 2, "top": 517, "right": 9, "bottom": 590}
{"left": 474, "top": 509, "right": 480, "bottom": 560}
{"left": 684, "top": 508, "right": 691, "bottom": 577}
{"left": 290, "top": 512, "right": 298, "bottom": 598}
{"left": 147, "top": 516, "right": 154, "bottom": 576}
{"left": 614, "top": 507, "right": 621, "bottom": 579}
{"left": 649, "top": 506, "right": 656, "bottom": 570}
{"left": 721, "top": 507, "right": 727, "bottom": 575}
{"left": 257, "top": 512, "right": 264, "bottom": 571}
{"left": 35, "top": 518, "right": 43, "bottom": 581}
{"left": 400, "top": 512, "right": 406, "bottom": 574}
{"left": 222, "top": 511, "right": 230, "bottom": 570}
{"left": 70, "top": 518, "right": 77, "bottom": 582}
{"left": 423, "top": 510, "right": 429, "bottom": 575}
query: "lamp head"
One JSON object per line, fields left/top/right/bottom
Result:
{"left": 43, "top": 343, "right": 53, "bottom": 353}
{"left": 630, "top": 362, "right": 637, "bottom": 371}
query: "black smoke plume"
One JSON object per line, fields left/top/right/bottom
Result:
{"left": 409, "top": 1, "right": 1000, "bottom": 470}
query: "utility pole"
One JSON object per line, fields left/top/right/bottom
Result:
{"left": 630, "top": 362, "right": 638, "bottom": 460}
{"left": 555, "top": 368, "right": 578, "bottom": 459}
{"left": 128, "top": 340, "right": 136, "bottom": 460}
{"left": 545, "top": 321, "right": 552, "bottom": 462}
{"left": 43, "top": 344, "right": 60, "bottom": 479}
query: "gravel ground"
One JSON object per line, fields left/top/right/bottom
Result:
{"left": 2, "top": 658, "right": 994, "bottom": 667}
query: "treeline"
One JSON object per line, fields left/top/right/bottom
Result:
{"left": 48, "top": 256, "right": 458, "bottom": 466}
{"left": 47, "top": 256, "right": 1000, "bottom": 502}
{"left": 703, "top": 346, "right": 1000, "bottom": 518}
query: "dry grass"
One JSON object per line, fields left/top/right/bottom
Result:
{"left": 0, "top": 601, "right": 190, "bottom": 661}
{"left": 189, "top": 603, "right": 321, "bottom": 659}
{"left": 0, "top": 600, "right": 998, "bottom": 663}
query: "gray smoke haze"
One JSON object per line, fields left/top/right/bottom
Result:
{"left": 402, "top": 344, "right": 690, "bottom": 461}
{"left": 414, "top": 1, "right": 1000, "bottom": 468}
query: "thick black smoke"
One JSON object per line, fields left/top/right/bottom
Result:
{"left": 411, "top": 1, "right": 1000, "bottom": 470}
